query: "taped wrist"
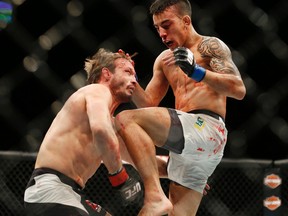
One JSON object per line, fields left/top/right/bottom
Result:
{"left": 191, "top": 64, "right": 206, "bottom": 82}
{"left": 108, "top": 167, "right": 129, "bottom": 187}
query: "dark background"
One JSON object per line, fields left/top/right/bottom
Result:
{"left": 0, "top": 0, "right": 288, "bottom": 160}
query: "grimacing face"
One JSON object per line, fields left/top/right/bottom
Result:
{"left": 109, "top": 58, "right": 137, "bottom": 102}
{"left": 153, "top": 6, "right": 188, "bottom": 50}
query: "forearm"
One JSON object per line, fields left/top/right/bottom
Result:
{"left": 132, "top": 83, "right": 156, "bottom": 107}
{"left": 132, "top": 81, "right": 168, "bottom": 108}
{"left": 172, "top": 47, "right": 246, "bottom": 100}
{"left": 203, "top": 71, "right": 246, "bottom": 100}
{"left": 132, "top": 84, "right": 147, "bottom": 107}
{"left": 95, "top": 128, "right": 123, "bottom": 173}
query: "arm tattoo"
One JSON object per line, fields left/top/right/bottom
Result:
{"left": 198, "top": 37, "right": 239, "bottom": 75}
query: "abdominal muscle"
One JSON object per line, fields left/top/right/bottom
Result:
{"left": 162, "top": 60, "right": 226, "bottom": 118}
{"left": 173, "top": 75, "right": 226, "bottom": 118}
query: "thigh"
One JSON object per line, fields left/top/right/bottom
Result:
{"left": 169, "top": 182, "right": 202, "bottom": 216}
{"left": 119, "top": 107, "right": 172, "bottom": 147}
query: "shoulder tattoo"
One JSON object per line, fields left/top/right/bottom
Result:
{"left": 198, "top": 37, "right": 238, "bottom": 75}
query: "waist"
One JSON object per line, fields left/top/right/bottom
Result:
{"left": 188, "top": 109, "right": 225, "bottom": 122}
{"left": 27, "top": 167, "right": 82, "bottom": 190}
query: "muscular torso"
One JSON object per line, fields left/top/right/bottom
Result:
{"left": 160, "top": 37, "right": 227, "bottom": 118}
{"left": 35, "top": 87, "right": 105, "bottom": 188}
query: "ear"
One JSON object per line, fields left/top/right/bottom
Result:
{"left": 183, "top": 15, "right": 191, "bottom": 26}
{"left": 101, "top": 67, "right": 112, "bottom": 82}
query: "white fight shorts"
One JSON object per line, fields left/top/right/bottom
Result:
{"left": 166, "top": 109, "right": 227, "bottom": 193}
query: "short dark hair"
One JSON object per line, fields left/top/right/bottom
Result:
{"left": 150, "top": 0, "right": 192, "bottom": 17}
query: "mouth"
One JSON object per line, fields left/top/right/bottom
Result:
{"left": 163, "top": 40, "right": 173, "bottom": 48}
{"left": 128, "top": 86, "right": 135, "bottom": 94}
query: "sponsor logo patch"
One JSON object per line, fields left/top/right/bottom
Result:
{"left": 194, "top": 116, "right": 205, "bottom": 129}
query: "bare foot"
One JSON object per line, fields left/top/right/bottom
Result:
{"left": 137, "top": 195, "right": 173, "bottom": 216}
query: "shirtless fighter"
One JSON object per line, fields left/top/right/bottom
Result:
{"left": 24, "top": 48, "right": 145, "bottom": 216}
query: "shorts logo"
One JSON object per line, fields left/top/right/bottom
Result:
{"left": 263, "top": 196, "right": 281, "bottom": 211}
{"left": 264, "top": 174, "right": 282, "bottom": 189}
{"left": 125, "top": 182, "right": 142, "bottom": 200}
{"left": 194, "top": 117, "right": 205, "bottom": 129}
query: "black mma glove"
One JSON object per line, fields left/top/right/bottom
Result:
{"left": 173, "top": 47, "right": 206, "bottom": 82}
{"left": 108, "top": 167, "right": 143, "bottom": 206}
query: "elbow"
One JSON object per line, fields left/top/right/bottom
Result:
{"left": 232, "top": 77, "right": 247, "bottom": 100}
{"left": 235, "top": 86, "right": 246, "bottom": 100}
{"left": 91, "top": 121, "right": 111, "bottom": 137}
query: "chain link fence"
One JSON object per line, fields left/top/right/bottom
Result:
{"left": 0, "top": 151, "right": 287, "bottom": 216}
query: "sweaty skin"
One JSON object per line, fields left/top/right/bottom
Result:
{"left": 35, "top": 58, "right": 137, "bottom": 189}
{"left": 132, "top": 7, "right": 245, "bottom": 118}
{"left": 34, "top": 56, "right": 173, "bottom": 216}
{"left": 124, "top": 3, "right": 246, "bottom": 216}
{"left": 160, "top": 37, "right": 244, "bottom": 117}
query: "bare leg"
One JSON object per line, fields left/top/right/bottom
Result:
{"left": 156, "top": 155, "right": 169, "bottom": 178}
{"left": 169, "top": 182, "right": 202, "bottom": 216}
{"left": 115, "top": 108, "right": 173, "bottom": 216}
{"left": 118, "top": 132, "right": 169, "bottom": 178}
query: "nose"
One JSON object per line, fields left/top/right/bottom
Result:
{"left": 131, "top": 78, "right": 137, "bottom": 86}
{"left": 130, "top": 76, "right": 137, "bottom": 86}
{"left": 158, "top": 28, "right": 167, "bottom": 39}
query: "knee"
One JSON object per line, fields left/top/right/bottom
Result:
{"left": 114, "top": 110, "right": 134, "bottom": 132}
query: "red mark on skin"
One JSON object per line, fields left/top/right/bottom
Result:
{"left": 115, "top": 115, "right": 126, "bottom": 130}
{"left": 117, "top": 49, "right": 136, "bottom": 66}
{"left": 183, "top": 75, "right": 204, "bottom": 94}
{"left": 119, "top": 122, "right": 125, "bottom": 129}
{"left": 194, "top": 82, "right": 204, "bottom": 87}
